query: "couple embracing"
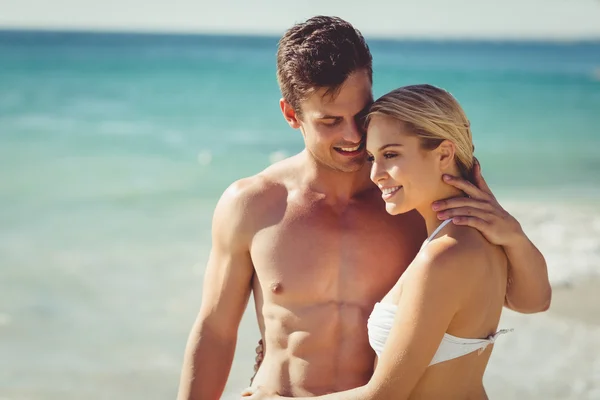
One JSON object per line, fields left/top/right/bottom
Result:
{"left": 178, "top": 16, "right": 551, "bottom": 400}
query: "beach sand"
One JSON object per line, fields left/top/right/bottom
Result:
{"left": 549, "top": 279, "right": 600, "bottom": 327}
{"left": 482, "top": 278, "right": 600, "bottom": 400}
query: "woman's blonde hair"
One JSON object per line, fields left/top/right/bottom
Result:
{"left": 366, "top": 84, "right": 475, "bottom": 181}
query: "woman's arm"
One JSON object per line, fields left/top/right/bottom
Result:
{"left": 432, "top": 161, "right": 551, "bottom": 313}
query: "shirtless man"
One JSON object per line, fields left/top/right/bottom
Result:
{"left": 176, "top": 16, "right": 551, "bottom": 400}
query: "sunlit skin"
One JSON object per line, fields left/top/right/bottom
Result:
{"left": 283, "top": 70, "right": 373, "bottom": 175}
{"left": 366, "top": 115, "right": 466, "bottom": 231}
{"left": 245, "top": 71, "right": 427, "bottom": 396}
{"left": 244, "top": 114, "right": 509, "bottom": 400}
{"left": 177, "top": 71, "right": 429, "bottom": 399}
{"left": 177, "top": 72, "right": 550, "bottom": 400}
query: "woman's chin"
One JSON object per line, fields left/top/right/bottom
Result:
{"left": 385, "top": 202, "right": 409, "bottom": 215}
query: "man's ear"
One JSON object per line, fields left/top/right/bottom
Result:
{"left": 280, "top": 98, "right": 301, "bottom": 129}
{"left": 437, "top": 139, "right": 456, "bottom": 170}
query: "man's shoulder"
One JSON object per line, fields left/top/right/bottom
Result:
{"left": 213, "top": 163, "right": 293, "bottom": 232}
{"left": 224, "top": 153, "right": 303, "bottom": 204}
{"left": 218, "top": 173, "right": 286, "bottom": 214}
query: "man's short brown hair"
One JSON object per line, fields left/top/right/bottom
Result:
{"left": 276, "top": 16, "right": 373, "bottom": 115}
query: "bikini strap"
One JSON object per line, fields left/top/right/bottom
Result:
{"left": 424, "top": 218, "right": 453, "bottom": 245}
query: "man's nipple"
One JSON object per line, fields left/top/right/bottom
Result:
{"left": 270, "top": 282, "right": 283, "bottom": 294}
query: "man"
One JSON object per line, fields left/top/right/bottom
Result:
{"left": 176, "top": 16, "right": 551, "bottom": 400}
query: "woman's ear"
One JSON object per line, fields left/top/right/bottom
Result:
{"left": 436, "top": 140, "right": 456, "bottom": 170}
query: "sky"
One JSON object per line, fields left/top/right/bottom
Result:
{"left": 1, "top": 0, "right": 600, "bottom": 40}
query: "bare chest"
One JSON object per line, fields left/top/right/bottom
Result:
{"left": 251, "top": 201, "right": 416, "bottom": 307}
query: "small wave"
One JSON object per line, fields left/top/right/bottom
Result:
{"left": 65, "top": 98, "right": 131, "bottom": 116}
{"left": 98, "top": 120, "right": 156, "bottom": 136}
{"left": 10, "top": 113, "right": 80, "bottom": 132}
{"left": 506, "top": 201, "right": 600, "bottom": 287}
{"left": 163, "top": 130, "right": 184, "bottom": 146}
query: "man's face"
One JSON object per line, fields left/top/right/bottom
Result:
{"left": 284, "top": 70, "right": 373, "bottom": 173}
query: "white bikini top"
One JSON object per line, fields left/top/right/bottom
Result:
{"left": 367, "top": 219, "right": 512, "bottom": 366}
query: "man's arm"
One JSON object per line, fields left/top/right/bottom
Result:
{"left": 177, "top": 179, "right": 257, "bottom": 400}
{"left": 430, "top": 160, "right": 551, "bottom": 313}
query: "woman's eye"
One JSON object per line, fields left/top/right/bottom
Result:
{"left": 384, "top": 153, "right": 397, "bottom": 159}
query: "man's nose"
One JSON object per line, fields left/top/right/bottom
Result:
{"left": 341, "top": 119, "right": 364, "bottom": 144}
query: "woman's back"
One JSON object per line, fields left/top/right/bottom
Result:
{"left": 372, "top": 221, "right": 508, "bottom": 399}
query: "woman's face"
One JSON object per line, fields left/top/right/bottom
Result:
{"left": 366, "top": 115, "right": 442, "bottom": 215}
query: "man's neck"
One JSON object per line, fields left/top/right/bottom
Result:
{"left": 299, "top": 150, "right": 374, "bottom": 206}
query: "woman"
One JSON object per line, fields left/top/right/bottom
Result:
{"left": 244, "top": 84, "right": 511, "bottom": 399}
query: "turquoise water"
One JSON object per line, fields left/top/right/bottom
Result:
{"left": 1, "top": 31, "right": 600, "bottom": 207}
{"left": 1, "top": 30, "right": 600, "bottom": 399}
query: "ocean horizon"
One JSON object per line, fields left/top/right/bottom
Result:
{"left": 3, "top": 27, "right": 600, "bottom": 44}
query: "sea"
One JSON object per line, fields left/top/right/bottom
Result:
{"left": 1, "top": 30, "right": 599, "bottom": 399}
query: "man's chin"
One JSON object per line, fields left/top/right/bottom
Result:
{"left": 309, "top": 151, "right": 367, "bottom": 173}
{"left": 337, "top": 163, "right": 365, "bottom": 173}
{"left": 333, "top": 155, "right": 368, "bottom": 172}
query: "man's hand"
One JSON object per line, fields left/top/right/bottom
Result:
{"left": 249, "top": 339, "right": 265, "bottom": 385}
{"left": 431, "top": 158, "right": 523, "bottom": 247}
{"left": 241, "top": 385, "right": 277, "bottom": 400}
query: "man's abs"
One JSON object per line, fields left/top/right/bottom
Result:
{"left": 251, "top": 301, "right": 375, "bottom": 396}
